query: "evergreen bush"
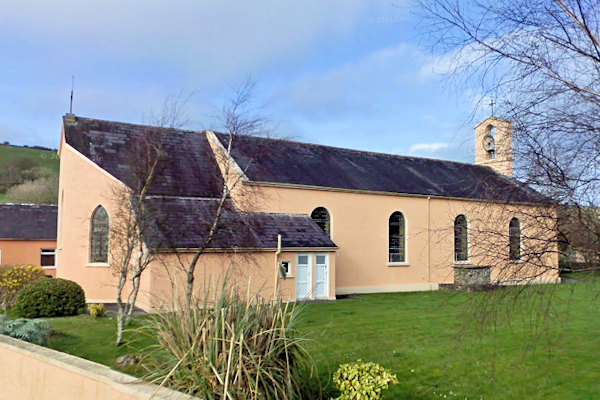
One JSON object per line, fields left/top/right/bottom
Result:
{"left": 13, "top": 278, "right": 86, "bottom": 318}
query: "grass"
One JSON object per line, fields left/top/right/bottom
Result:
{"left": 0, "top": 144, "right": 59, "bottom": 174}
{"left": 45, "top": 283, "right": 600, "bottom": 399}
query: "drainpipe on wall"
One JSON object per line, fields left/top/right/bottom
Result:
{"left": 427, "top": 196, "right": 431, "bottom": 285}
{"left": 274, "top": 234, "right": 282, "bottom": 298}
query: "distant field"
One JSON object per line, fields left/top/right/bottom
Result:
{"left": 0, "top": 145, "right": 59, "bottom": 204}
{"left": 0, "top": 144, "right": 59, "bottom": 174}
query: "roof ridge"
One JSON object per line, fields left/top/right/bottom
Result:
{"left": 66, "top": 114, "right": 207, "bottom": 136}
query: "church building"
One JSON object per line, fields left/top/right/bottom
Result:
{"left": 55, "top": 114, "right": 559, "bottom": 309}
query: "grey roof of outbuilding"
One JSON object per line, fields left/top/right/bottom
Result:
{"left": 216, "top": 133, "right": 549, "bottom": 203}
{"left": 63, "top": 116, "right": 224, "bottom": 198}
{"left": 0, "top": 204, "right": 57, "bottom": 240}
{"left": 143, "top": 197, "right": 336, "bottom": 250}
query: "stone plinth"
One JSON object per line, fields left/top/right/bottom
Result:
{"left": 453, "top": 264, "right": 491, "bottom": 286}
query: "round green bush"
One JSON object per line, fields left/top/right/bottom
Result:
{"left": 13, "top": 278, "right": 86, "bottom": 318}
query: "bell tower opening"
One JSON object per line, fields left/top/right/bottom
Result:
{"left": 474, "top": 117, "right": 514, "bottom": 177}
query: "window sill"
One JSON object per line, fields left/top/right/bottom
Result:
{"left": 454, "top": 260, "right": 472, "bottom": 265}
{"left": 285, "top": 274, "right": 294, "bottom": 279}
{"left": 388, "top": 262, "right": 410, "bottom": 267}
{"left": 41, "top": 266, "right": 56, "bottom": 269}
{"left": 86, "top": 262, "right": 110, "bottom": 268}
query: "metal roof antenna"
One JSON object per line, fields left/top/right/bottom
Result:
{"left": 69, "top": 75, "right": 75, "bottom": 114}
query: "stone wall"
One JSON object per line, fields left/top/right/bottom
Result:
{"left": 454, "top": 265, "right": 491, "bottom": 286}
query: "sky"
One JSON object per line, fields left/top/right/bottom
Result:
{"left": 0, "top": 1, "right": 491, "bottom": 162}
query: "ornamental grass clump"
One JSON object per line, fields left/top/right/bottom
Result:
{"left": 141, "top": 279, "right": 318, "bottom": 399}
{"left": 332, "top": 360, "right": 398, "bottom": 400}
{"left": 0, "top": 265, "right": 46, "bottom": 310}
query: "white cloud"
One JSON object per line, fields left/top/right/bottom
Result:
{"left": 408, "top": 142, "right": 449, "bottom": 154}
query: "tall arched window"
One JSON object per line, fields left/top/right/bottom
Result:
{"left": 389, "top": 212, "right": 406, "bottom": 263}
{"left": 509, "top": 217, "right": 521, "bottom": 260}
{"left": 311, "top": 207, "right": 331, "bottom": 236}
{"left": 454, "top": 215, "right": 468, "bottom": 262}
{"left": 90, "top": 206, "right": 109, "bottom": 263}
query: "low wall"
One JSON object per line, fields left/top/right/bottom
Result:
{"left": 0, "top": 334, "right": 198, "bottom": 400}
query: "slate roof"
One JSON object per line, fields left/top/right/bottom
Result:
{"left": 216, "top": 133, "right": 549, "bottom": 203}
{"left": 143, "top": 197, "right": 336, "bottom": 249}
{"left": 63, "top": 116, "right": 223, "bottom": 198}
{"left": 0, "top": 204, "right": 57, "bottom": 240}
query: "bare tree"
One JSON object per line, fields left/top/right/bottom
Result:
{"left": 111, "top": 131, "right": 163, "bottom": 346}
{"left": 417, "top": 0, "right": 600, "bottom": 274}
{"left": 179, "top": 79, "right": 271, "bottom": 306}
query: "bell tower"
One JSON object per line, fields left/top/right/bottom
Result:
{"left": 474, "top": 116, "right": 514, "bottom": 177}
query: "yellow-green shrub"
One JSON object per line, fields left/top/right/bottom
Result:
{"left": 0, "top": 265, "right": 46, "bottom": 310}
{"left": 332, "top": 360, "right": 398, "bottom": 400}
{"left": 88, "top": 303, "right": 106, "bottom": 318}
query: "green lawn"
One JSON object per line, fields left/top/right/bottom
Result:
{"left": 46, "top": 283, "right": 600, "bottom": 399}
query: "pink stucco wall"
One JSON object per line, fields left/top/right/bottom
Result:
{"left": 0, "top": 239, "right": 57, "bottom": 277}
{"left": 0, "top": 334, "right": 196, "bottom": 400}
{"left": 226, "top": 180, "right": 559, "bottom": 294}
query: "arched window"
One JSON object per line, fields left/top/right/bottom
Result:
{"left": 454, "top": 215, "right": 468, "bottom": 262}
{"left": 389, "top": 212, "right": 406, "bottom": 263}
{"left": 509, "top": 217, "right": 521, "bottom": 260}
{"left": 90, "top": 206, "right": 109, "bottom": 263}
{"left": 311, "top": 207, "right": 331, "bottom": 236}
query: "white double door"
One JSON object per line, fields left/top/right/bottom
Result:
{"left": 296, "top": 253, "right": 329, "bottom": 300}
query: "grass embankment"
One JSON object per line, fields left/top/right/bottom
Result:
{"left": 0, "top": 145, "right": 59, "bottom": 173}
{"left": 46, "top": 283, "right": 600, "bottom": 399}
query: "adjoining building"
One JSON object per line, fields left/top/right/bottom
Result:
{"left": 0, "top": 204, "right": 57, "bottom": 277}
{"left": 56, "top": 114, "right": 559, "bottom": 309}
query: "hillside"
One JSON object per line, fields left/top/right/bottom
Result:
{"left": 0, "top": 144, "right": 59, "bottom": 204}
{"left": 0, "top": 144, "right": 59, "bottom": 173}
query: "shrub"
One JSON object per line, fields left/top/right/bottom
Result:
{"left": 13, "top": 278, "right": 86, "bottom": 318}
{"left": 332, "top": 360, "right": 398, "bottom": 400}
{"left": 5, "top": 174, "right": 59, "bottom": 205}
{"left": 0, "top": 265, "right": 46, "bottom": 310}
{"left": 88, "top": 303, "right": 106, "bottom": 318}
{"left": 142, "top": 279, "right": 317, "bottom": 399}
{"left": 0, "top": 317, "right": 50, "bottom": 345}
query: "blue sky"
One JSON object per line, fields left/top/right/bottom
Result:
{"left": 0, "top": 1, "right": 491, "bottom": 162}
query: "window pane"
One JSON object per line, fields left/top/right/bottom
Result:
{"left": 454, "top": 215, "right": 468, "bottom": 262}
{"left": 40, "top": 254, "right": 55, "bottom": 267}
{"left": 310, "top": 207, "right": 331, "bottom": 236}
{"left": 509, "top": 218, "right": 521, "bottom": 260}
{"left": 389, "top": 212, "right": 406, "bottom": 262}
{"left": 316, "top": 255, "right": 326, "bottom": 265}
{"left": 298, "top": 255, "right": 309, "bottom": 265}
{"left": 90, "top": 206, "right": 109, "bottom": 263}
